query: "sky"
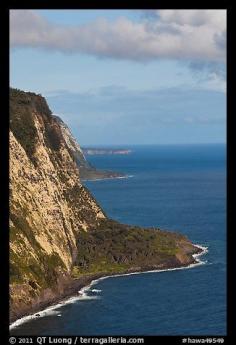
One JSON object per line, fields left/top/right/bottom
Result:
{"left": 10, "top": 9, "right": 226, "bottom": 145}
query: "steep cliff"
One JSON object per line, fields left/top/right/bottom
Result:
{"left": 52, "top": 115, "right": 91, "bottom": 171}
{"left": 9, "top": 88, "right": 201, "bottom": 323}
{"left": 9, "top": 88, "right": 106, "bottom": 320}
{"left": 53, "top": 115, "right": 124, "bottom": 180}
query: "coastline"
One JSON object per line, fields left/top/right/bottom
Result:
{"left": 82, "top": 174, "right": 134, "bottom": 182}
{"left": 10, "top": 244, "right": 208, "bottom": 330}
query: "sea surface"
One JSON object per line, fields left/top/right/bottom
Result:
{"left": 11, "top": 144, "right": 226, "bottom": 335}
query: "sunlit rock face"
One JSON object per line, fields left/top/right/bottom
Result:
{"left": 9, "top": 88, "right": 200, "bottom": 323}
{"left": 9, "top": 88, "right": 106, "bottom": 321}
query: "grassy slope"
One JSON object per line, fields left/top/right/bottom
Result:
{"left": 72, "top": 219, "right": 197, "bottom": 278}
{"left": 9, "top": 88, "right": 199, "bottom": 321}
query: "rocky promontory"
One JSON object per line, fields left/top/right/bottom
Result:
{"left": 9, "top": 88, "right": 203, "bottom": 324}
{"left": 52, "top": 115, "right": 126, "bottom": 180}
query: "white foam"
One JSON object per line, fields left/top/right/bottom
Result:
{"left": 84, "top": 175, "right": 134, "bottom": 182}
{"left": 10, "top": 290, "right": 100, "bottom": 330}
{"left": 10, "top": 243, "right": 208, "bottom": 330}
{"left": 10, "top": 307, "right": 63, "bottom": 329}
{"left": 85, "top": 244, "right": 209, "bottom": 283}
{"left": 116, "top": 175, "right": 134, "bottom": 179}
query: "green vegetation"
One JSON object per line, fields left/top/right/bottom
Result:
{"left": 10, "top": 241, "right": 66, "bottom": 289}
{"left": 10, "top": 259, "right": 22, "bottom": 284}
{"left": 10, "top": 203, "right": 66, "bottom": 288}
{"left": 9, "top": 87, "right": 195, "bottom": 314}
{"left": 44, "top": 120, "right": 63, "bottom": 152}
{"left": 72, "top": 219, "right": 182, "bottom": 277}
{"left": 63, "top": 184, "right": 106, "bottom": 225}
{"left": 10, "top": 88, "right": 63, "bottom": 166}
{"left": 10, "top": 88, "right": 38, "bottom": 164}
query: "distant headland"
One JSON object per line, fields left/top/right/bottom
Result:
{"left": 9, "top": 88, "right": 205, "bottom": 325}
{"left": 82, "top": 148, "right": 132, "bottom": 155}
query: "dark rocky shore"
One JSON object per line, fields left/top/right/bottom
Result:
{"left": 9, "top": 89, "right": 205, "bottom": 330}
{"left": 80, "top": 168, "right": 126, "bottom": 181}
{"left": 10, "top": 245, "right": 203, "bottom": 326}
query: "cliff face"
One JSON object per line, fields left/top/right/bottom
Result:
{"left": 52, "top": 115, "right": 91, "bottom": 171}
{"left": 53, "top": 115, "right": 124, "bottom": 180}
{"left": 9, "top": 88, "right": 201, "bottom": 323}
{"left": 9, "top": 89, "right": 105, "bottom": 320}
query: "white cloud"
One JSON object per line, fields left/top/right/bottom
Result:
{"left": 150, "top": 9, "right": 225, "bottom": 27}
{"left": 202, "top": 71, "right": 226, "bottom": 92}
{"left": 187, "top": 60, "right": 226, "bottom": 92}
{"left": 10, "top": 9, "right": 226, "bottom": 62}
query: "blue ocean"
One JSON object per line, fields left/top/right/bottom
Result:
{"left": 10, "top": 144, "right": 226, "bottom": 335}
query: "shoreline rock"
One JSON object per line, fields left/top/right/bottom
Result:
{"left": 10, "top": 245, "right": 204, "bottom": 326}
{"left": 9, "top": 89, "right": 207, "bottom": 331}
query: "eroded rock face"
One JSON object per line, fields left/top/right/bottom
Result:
{"left": 9, "top": 88, "right": 201, "bottom": 323}
{"left": 53, "top": 115, "right": 125, "bottom": 180}
{"left": 9, "top": 88, "right": 105, "bottom": 321}
{"left": 53, "top": 115, "right": 91, "bottom": 171}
